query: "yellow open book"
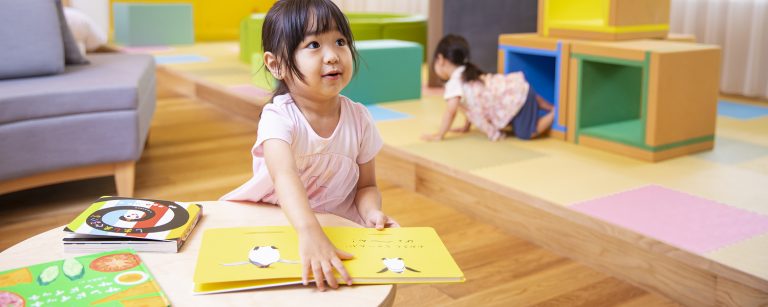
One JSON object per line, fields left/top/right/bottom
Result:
{"left": 192, "top": 226, "right": 464, "bottom": 294}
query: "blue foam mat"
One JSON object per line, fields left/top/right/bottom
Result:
{"left": 718, "top": 100, "right": 768, "bottom": 120}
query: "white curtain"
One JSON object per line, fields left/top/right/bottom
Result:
{"left": 670, "top": 0, "right": 768, "bottom": 99}
{"left": 332, "top": 0, "right": 429, "bottom": 16}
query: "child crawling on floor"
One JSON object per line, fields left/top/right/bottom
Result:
{"left": 422, "top": 34, "right": 555, "bottom": 142}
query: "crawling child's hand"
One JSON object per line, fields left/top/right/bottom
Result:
{"left": 421, "top": 133, "right": 443, "bottom": 142}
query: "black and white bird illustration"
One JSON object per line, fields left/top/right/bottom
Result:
{"left": 221, "top": 246, "right": 298, "bottom": 268}
{"left": 377, "top": 257, "right": 420, "bottom": 273}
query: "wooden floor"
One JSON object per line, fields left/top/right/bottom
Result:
{"left": 0, "top": 94, "right": 678, "bottom": 306}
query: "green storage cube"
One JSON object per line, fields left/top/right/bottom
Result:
{"left": 250, "top": 52, "right": 276, "bottom": 91}
{"left": 113, "top": 3, "right": 194, "bottom": 46}
{"left": 342, "top": 40, "right": 422, "bottom": 104}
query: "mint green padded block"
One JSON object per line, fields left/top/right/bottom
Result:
{"left": 113, "top": 3, "right": 194, "bottom": 46}
{"left": 341, "top": 40, "right": 422, "bottom": 104}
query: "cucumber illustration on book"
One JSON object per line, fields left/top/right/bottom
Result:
{"left": 37, "top": 265, "right": 59, "bottom": 286}
{"left": 63, "top": 258, "right": 85, "bottom": 280}
{"left": 221, "top": 246, "right": 298, "bottom": 268}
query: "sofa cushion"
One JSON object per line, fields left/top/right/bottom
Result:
{"left": 0, "top": 53, "right": 155, "bottom": 125}
{"left": 0, "top": 0, "right": 65, "bottom": 79}
{"left": 56, "top": 0, "right": 90, "bottom": 65}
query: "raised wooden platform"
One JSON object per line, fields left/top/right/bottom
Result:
{"left": 157, "top": 66, "right": 264, "bottom": 122}
{"left": 376, "top": 146, "right": 768, "bottom": 306}
{"left": 156, "top": 63, "right": 768, "bottom": 306}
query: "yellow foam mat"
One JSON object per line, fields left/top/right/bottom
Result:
{"left": 470, "top": 151, "right": 648, "bottom": 205}
{"left": 706, "top": 233, "right": 768, "bottom": 281}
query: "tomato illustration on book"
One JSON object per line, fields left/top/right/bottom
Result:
{"left": 90, "top": 253, "right": 141, "bottom": 272}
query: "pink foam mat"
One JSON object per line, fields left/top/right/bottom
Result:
{"left": 570, "top": 185, "right": 768, "bottom": 254}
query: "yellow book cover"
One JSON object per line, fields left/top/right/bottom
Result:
{"left": 192, "top": 226, "right": 464, "bottom": 294}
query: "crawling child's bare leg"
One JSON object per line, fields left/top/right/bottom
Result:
{"left": 535, "top": 95, "right": 554, "bottom": 111}
{"left": 531, "top": 109, "right": 555, "bottom": 138}
{"left": 527, "top": 95, "right": 555, "bottom": 138}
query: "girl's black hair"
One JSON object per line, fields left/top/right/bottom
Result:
{"left": 434, "top": 34, "right": 484, "bottom": 82}
{"left": 261, "top": 0, "right": 359, "bottom": 100}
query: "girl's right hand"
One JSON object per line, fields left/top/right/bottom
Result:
{"left": 299, "top": 229, "right": 354, "bottom": 290}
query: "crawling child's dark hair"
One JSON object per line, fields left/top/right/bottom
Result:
{"left": 434, "top": 34, "right": 485, "bottom": 83}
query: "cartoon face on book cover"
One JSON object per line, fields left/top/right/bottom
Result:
{"left": 194, "top": 226, "right": 463, "bottom": 285}
{"left": 66, "top": 196, "right": 202, "bottom": 241}
{"left": 0, "top": 249, "right": 169, "bottom": 307}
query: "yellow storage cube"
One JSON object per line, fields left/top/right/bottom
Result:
{"left": 539, "top": 0, "right": 670, "bottom": 40}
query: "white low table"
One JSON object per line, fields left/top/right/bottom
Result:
{"left": 0, "top": 201, "right": 396, "bottom": 306}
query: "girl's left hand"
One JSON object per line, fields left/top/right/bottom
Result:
{"left": 363, "top": 210, "right": 400, "bottom": 230}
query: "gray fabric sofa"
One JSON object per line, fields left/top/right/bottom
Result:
{"left": 0, "top": 0, "right": 155, "bottom": 197}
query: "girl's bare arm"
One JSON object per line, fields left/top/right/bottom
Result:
{"left": 263, "top": 139, "right": 353, "bottom": 290}
{"left": 355, "top": 158, "right": 399, "bottom": 229}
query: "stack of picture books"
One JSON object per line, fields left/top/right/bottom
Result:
{"left": 0, "top": 249, "right": 169, "bottom": 306}
{"left": 63, "top": 196, "right": 203, "bottom": 253}
{"left": 192, "top": 226, "right": 465, "bottom": 294}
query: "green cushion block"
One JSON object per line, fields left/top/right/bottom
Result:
{"left": 113, "top": 3, "right": 194, "bottom": 46}
{"left": 341, "top": 40, "right": 422, "bottom": 104}
{"left": 240, "top": 13, "right": 265, "bottom": 63}
{"left": 250, "top": 52, "right": 276, "bottom": 91}
{"left": 350, "top": 22, "right": 382, "bottom": 41}
{"left": 238, "top": 12, "right": 426, "bottom": 64}
{"left": 379, "top": 17, "right": 427, "bottom": 60}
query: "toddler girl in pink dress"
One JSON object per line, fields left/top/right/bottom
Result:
{"left": 221, "top": 0, "right": 398, "bottom": 291}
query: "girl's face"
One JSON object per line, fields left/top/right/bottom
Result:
{"left": 284, "top": 30, "right": 353, "bottom": 102}
{"left": 433, "top": 54, "right": 452, "bottom": 81}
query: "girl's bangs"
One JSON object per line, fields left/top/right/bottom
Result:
{"left": 303, "top": 4, "right": 348, "bottom": 37}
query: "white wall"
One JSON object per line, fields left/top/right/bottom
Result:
{"left": 333, "top": 0, "right": 429, "bottom": 16}
{"left": 70, "top": 0, "right": 110, "bottom": 37}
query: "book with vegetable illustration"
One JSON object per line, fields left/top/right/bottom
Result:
{"left": 0, "top": 249, "right": 169, "bottom": 306}
{"left": 193, "top": 226, "right": 464, "bottom": 294}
